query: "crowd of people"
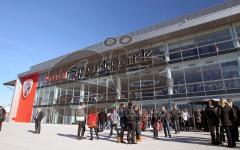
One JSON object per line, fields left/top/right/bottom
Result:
{"left": 205, "top": 98, "right": 240, "bottom": 148}
{"left": 0, "top": 98, "right": 239, "bottom": 148}
{"left": 73, "top": 100, "right": 240, "bottom": 148}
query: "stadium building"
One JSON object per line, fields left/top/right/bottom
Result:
{"left": 4, "top": 0, "right": 240, "bottom": 124}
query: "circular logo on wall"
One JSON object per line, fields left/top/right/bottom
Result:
{"left": 119, "top": 35, "right": 132, "bottom": 45}
{"left": 22, "top": 79, "right": 33, "bottom": 98}
{"left": 104, "top": 37, "right": 117, "bottom": 47}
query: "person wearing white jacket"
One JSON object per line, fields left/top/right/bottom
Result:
{"left": 109, "top": 108, "right": 121, "bottom": 143}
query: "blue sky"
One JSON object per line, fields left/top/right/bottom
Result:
{"left": 0, "top": 0, "right": 225, "bottom": 106}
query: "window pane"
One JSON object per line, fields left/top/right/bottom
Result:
{"left": 216, "top": 41, "right": 235, "bottom": 51}
{"left": 151, "top": 45, "right": 165, "bottom": 56}
{"left": 235, "top": 25, "right": 240, "bottom": 38}
{"left": 221, "top": 61, "right": 240, "bottom": 79}
{"left": 182, "top": 48, "right": 198, "bottom": 58}
{"left": 198, "top": 44, "right": 216, "bottom": 55}
{"left": 186, "top": 83, "right": 204, "bottom": 93}
{"left": 225, "top": 79, "right": 240, "bottom": 89}
{"left": 205, "top": 80, "right": 224, "bottom": 91}
{"left": 171, "top": 70, "right": 185, "bottom": 85}
{"left": 168, "top": 41, "right": 181, "bottom": 53}
{"left": 185, "top": 67, "right": 202, "bottom": 83}
{"left": 202, "top": 64, "right": 222, "bottom": 81}
{"left": 169, "top": 52, "right": 181, "bottom": 60}
{"left": 214, "top": 28, "right": 232, "bottom": 42}
{"left": 195, "top": 32, "right": 214, "bottom": 46}
{"left": 173, "top": 85, "right": 186, "bottom": 94}
{"left": 181, "top": 38, "right": 196, "bottom": 50}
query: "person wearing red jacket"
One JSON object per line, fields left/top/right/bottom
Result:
{"left": 87, "top": 107, "right": 99, "bottom": 140}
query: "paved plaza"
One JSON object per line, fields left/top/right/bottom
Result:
{"left": 0, "top": 122, "right": 239, "bottom": 150}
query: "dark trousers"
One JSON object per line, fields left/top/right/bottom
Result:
{"left": 77, "top": 121, "right": 85, "bottom": 137}
{"left": 209, "top": 125, "right": 220, "bottom": 144}
{"left": 136, "top": 122, "right": 141, "bottom": 137}
{"left": 127, "top": 122, "right": 136, "bottom": 143}
{"left": 99, "top": 122, "right": 105, "bottom": 132}
{"left": 0, "top": 121, "right": 2, "bottom": 131}
{"left": 220, "top": 126, "right": 225, "bottom": 142}
{"left": 153, "top": 126, "right": 158, "bottom": 138}
{"left": 163, "top": 121, "right": 171, "bottom": 137}
{"left": 183, "top": 120, "right": 189, "bottom": 131}
{"left": 90, "top": 127, "right": 99, "bottom": 139}
{"left": 110, "top": 123, "right": 120, "bottom": 137}
{"left": 174, "top": 120, "right": 180, "bottom": 133}
{"left": 225, "top": 126, "right": 236, "bottom": 147}
{"left": 233, "top": 125, "right": 239, "bottom": 141}
{"left": 196, "top": 122, "right": 201, "bottom": 130}
{"left": 35, "top": 121, "right": 41, "bottom": 133}
{"left": 180, "top": 121, "right": 184, "bottom": 131}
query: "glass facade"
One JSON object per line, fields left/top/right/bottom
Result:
{"left": 32, "top": 24, "right": 240, "bottom": 124}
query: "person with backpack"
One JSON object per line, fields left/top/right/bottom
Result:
{"left": 109, "top": 108, "right": 121, "bottom": 143}
{"left": 117, "top": 103, "right": 127, "bottom": 143}
{"left": 87, "top": 107, "right": 99, "bottom": 140}
{"left": 125, "top": 102, "right": 137, "bottom": 144}
{"left": 76, "top": 102, "right": 86, "bottom": 140}
{"left": 0, "top": 106, "right": 6, "bottom": 132}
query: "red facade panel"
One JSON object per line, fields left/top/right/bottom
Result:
{"left": 15, "top": 74, "right": 39, "bottom": 122}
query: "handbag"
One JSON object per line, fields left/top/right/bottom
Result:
{"left": 76, "top": 116, "right": 85, "bottom": 122}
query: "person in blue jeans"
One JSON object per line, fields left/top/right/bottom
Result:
{"left": 171, "top": 105, "right": 180, "bottom": 134}
{"left": 161, "top": 106, "right": 171, "bottom": 138}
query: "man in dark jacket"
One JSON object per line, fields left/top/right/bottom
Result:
{"left": 125, "top": 102, "right": 137, "bottom": 144}
{"left": 161, "top": 106, "right": 171, "bottom": 138}
{"left": 98, "top": 110, "right": 107, "bottom": 132}
{"left": 220, "top": 99, "right": 236, "bottom": 148}
{"left": 34, "top": 108, "right": 44, "bottom": 134}
{"left": 227, "top": 99, "right": 240, "bottom": 142}
{"left": 118, "top": 103, "right": 127, "bottom": 143}
{"left": 0, "top": 106, "right": 6, "bottom": 131}
{"left": 171, "top": 105, "right": 180, "bottom": 134}
{"left": 205, "top": 100, "right": 220, "bottom": 145}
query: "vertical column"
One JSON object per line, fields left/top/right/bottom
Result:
{"left": 116, "top": 77, "right": 121, "bottom": 100}
{"left": 80, "top": 83, "right": 85, "bottom": 102}
{"left": 165, "top": 44, "right": 173, "bottom": 109}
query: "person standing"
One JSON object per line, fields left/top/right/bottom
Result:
{"left": 182, "top": 109, "right": 190, "bottom": 131}
{"left": 205, "top": 100, "right": 221, "bottom": 145}
{"left": 0, "top": 106, "right": 6, "bottom": 132}
{"left": 98, "top": 110, "right": 107, "bottom": 132}
{"left": 194, "top": 109, "right": 202, "bottom": 131}
{"left": 87, "top": 107, "right": 99, "bottom": 140}
{"left": 117, "top": 103, "right": 127, "bottom": 143}
{"left": 134, "top": 105, "right": 142, "bottom": 142}
{"left": 227, "top": 99, "right": 240, "bottom": 142}
{"left": 109, "top": 108, "right": 121, "bottom": 142}
{"left": 152, "top": 109, "right": 160, "bottom": 139}
{"left": 34, "top": 108, "right": 44, "bottom": 134}
{"left": 171, "top": 105, "right": 180, "bottom": 134}
{"left": 76, "top": 102, "right": 86, "bottom": 140}
{"left": 220, "top": 99, "right": 236, "bottom": 148}
{"left": 161, "top": 106, "right": 171, "bottom": 138}
{"left": 125, "top": 102, "right": 137, "bottom": 144}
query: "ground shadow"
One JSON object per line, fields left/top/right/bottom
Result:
{"left": 57, "top": 133, "right": 78, "bottom": 139}
{"left": 27, "top": 130, "right": 36, "bottom": 134}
